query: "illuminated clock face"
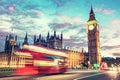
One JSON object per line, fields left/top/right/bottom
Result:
{"left": 89, "top": 25, "right": 94, "bottom": 30}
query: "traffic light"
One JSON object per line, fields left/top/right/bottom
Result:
{"left": 93, "top": 63, "right": 100, "bottom": 68}
{"left": 96, "top": 64, "right": 100, "bottom": 67}
{"left": 93, "top": 63, "right": 97, "bottom": 67}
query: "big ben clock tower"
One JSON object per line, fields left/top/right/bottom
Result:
{"left": 87, "top": 6, "right": 101, "bottom": 65}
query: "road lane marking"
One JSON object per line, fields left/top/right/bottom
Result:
{"left": 74, "top": 72, "right": 106, "bottom": 80}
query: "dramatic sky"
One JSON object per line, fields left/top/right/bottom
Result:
{"left": 0, "top": 0, "right": 120, "bottom": 57}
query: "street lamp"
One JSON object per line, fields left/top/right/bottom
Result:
{"left": 88, "top": 61, "right": 90, "bottom": 66}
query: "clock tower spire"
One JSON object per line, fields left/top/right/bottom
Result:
{"left": 87, "top": 6, "right": 101, "bottom": 65}
{"left": 88, "top": 5, "right": 96, "bottom": 21}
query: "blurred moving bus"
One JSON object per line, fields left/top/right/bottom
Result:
{"left": 15, "top": 45, "right": 68, "bottom": 75}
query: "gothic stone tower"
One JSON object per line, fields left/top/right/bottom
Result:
{"left": 22, "top": 33, "right": 29, "bottom": 46}
{"left": 34, "top": 31, "right": 63, "bottom": 50}
{"left": 87, "top": 6, "right": 101, "bottom": 65}
{"left": 47, "top": 31, "right": 63, "bottom": 50}
{"left": 4, "top": 34, "right": 20, "bottom": 54}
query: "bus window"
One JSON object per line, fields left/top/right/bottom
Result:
{"left": 44, "top": 56, "right": 54, "bottom": 60}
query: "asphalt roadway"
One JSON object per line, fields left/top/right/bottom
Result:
{"left": 0, "top": 69, "right": 120, "bottom": 80}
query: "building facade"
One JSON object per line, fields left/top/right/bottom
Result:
{"left": 63, "top": 48, "right": 84, "bottom": 69}
{"left": 87, "top": 6, "right": 101, "bottom": 65}
{"left": 4, "top": 31, "right": 63, "bottom": 54}
{"left": 4, "top": 34, "right": 20, "bottom": 55}
{"left": 33, "top": 31, "right": 63, "bottom": 50}
{"left": 0, "top": 52, "right": 31, "bottom": 68}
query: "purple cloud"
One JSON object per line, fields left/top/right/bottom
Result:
{"left": 112, "top": 32, "right": 120, "bottom": 38}
{"left": 7, "top": 6, "right": 15, "bottom": 11}
{"left": 64, "top": 36, "right": 87, "bottom": 49}
{"left": 94, "top": 8, "right": 115, "bottom": 14}
{"left": 0, "top": 31, "right": 10, "bottom": 38}
{"left": 113, "top": 53, "right": 120, "bottom": 57}
{"left": 49, "top": 22, "right": 72, "bottom": 30}
{"left": 72, "top": 17, "right": 82, "bottom": 23}
{"left": 111, "top": 19, "right": 120, "bottom": 27}
{"left": 64, "top": 38, "right": 81, "bottom": 47}
{"left": 32, "top": 9, "right": 45, "bottom": 16}
{"left": 101, "top": 45, "right": 120, "bottom": 50}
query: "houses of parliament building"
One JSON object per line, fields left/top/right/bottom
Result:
{"left": 3, "top": 31, "right": 85, "bottom": 69}
{"left": 4, "top": 31, "right": 63, "bottom": 53}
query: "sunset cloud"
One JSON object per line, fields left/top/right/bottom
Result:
{"left": 94, "top": 8, "right": 115, "bottom": 14}
{"left": 113, "top": 53, "right": 120, "bottom": 57}
{"left": 101, "top": 45, "right": 120, "bottom": 50}
{"left": 49, "top": 22, "right": 72, "bottom": 30}
{"left": 7, "top": 6, "right": 15, "bottom": 11}
{"left": 33, "top": 9, "right": 45, "bottom": 16}
{"left": 111, "top": 19, "right": 120, "bottom": 27}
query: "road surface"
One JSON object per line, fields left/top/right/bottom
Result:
{"left": 0, "top": 69, "right": 120, "bottom": 80}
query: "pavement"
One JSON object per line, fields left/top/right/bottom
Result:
{"left": 1, "top": 67, "right": 120, "bottom": 80}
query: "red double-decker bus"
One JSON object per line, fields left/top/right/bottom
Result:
{"left": 15, "top": 45, "right": 68, "bottom": 75}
